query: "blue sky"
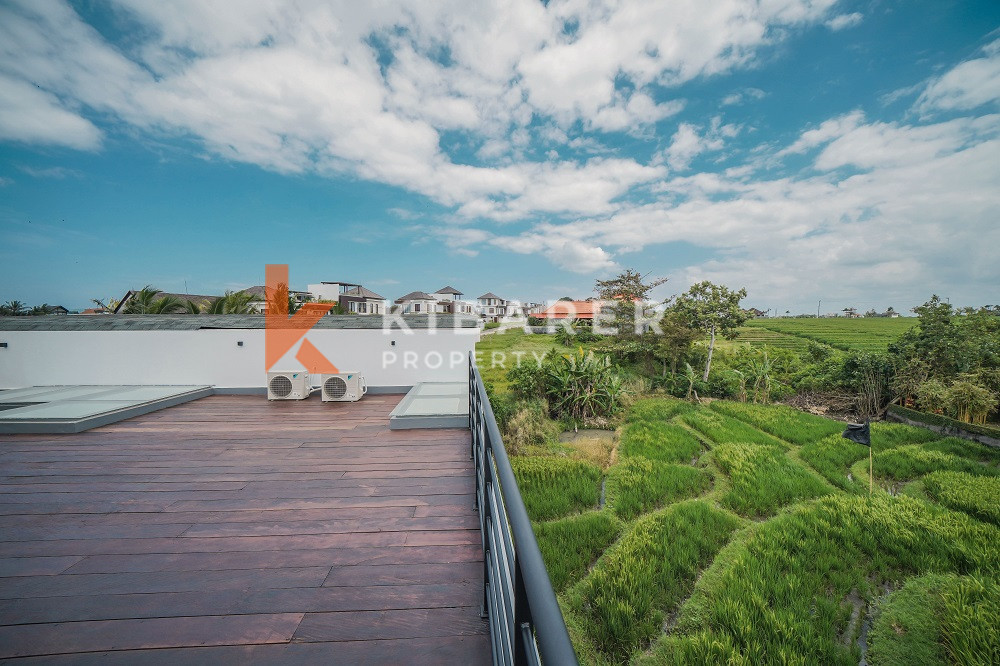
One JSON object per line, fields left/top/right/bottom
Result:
{"left": 1, "top": 0, "right": 998, "bottom": 313}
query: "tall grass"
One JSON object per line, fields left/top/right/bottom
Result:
{"left": 605, "top": 457, "right": 711, "bottom": 519}
{"left": 681, "top": 409, "right": 787, "bottom": 448}
{"left": 923, "top": 471, "right": 1000, "bottom": 525}
{"left": 619, "top": 421, "right": 704, "bottom": 463}
{"left": 533, "top": 511, "right": 622, "bottom": 592}
{"left": 713, "top": 442, "right": 832, "bottom": 516}
{"left": 710, "top": 400, "right": 844, "bottom": 445}
{"left": 800, "top": 434, "right": 867, "bottom": 490}
{"left": 509, "top": 456, "right": 602, "bottom": 521}
{"left": 874, "top": 445, "right": 1000, "bottom": 481}
{"left": 651, "top": 494, "right": 1000, "bottom": 665}
{"left": 868, "top": 573, "right": 1000, "bottom": 666}
{"left": 941, "top": 574, "right": 1000, "bottom": 665}
{"left": 568, "top": 501, "right": 741, "bottom": 662}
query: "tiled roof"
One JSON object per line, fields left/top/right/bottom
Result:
{"left": 535, "top": 300, "right": 602, "bottom": 319}
{"left": 395, "top": 291, "right": 436, "bottom": 303}
{"left": 478, "top": 292, "right": 502, "bottom": 300}
{"left": 344, "top": 286, "right": 386, "bottom": 300}
{"left": 0, "top": 314, "right": 480, "bottom": 330}
{"left": 435, "top": 286, "right": 463, "bottom": 295}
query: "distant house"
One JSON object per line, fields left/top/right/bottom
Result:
{"left": 394, "top": 291, "right": 438, "bottom": 314}
{"left": 431, "top": 286, "right": 476, "bottom": 315}
{"left": 79, "top": 308, "right": 109, "bottom": 315}
{"left": 477, "top": 293, "right": 508, "bottom": 322}
{"left": 240, "top": 285, "right": 311, "bottom": 314}
{"left": 304, "top": 281, "right": 386, "bottom": 314}
{"left": 745, "top": 308, "right": 766, "bottom": 318}
{"left": 534, "top": 300, "right": 601, "bottom": 321}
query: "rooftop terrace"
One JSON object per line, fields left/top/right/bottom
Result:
{"left": 0, "top": 394, "right": 489, "bottom": 662}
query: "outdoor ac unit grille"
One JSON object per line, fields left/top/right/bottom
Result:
{"left": 324, "top": 376, "right": 347, "bottom": 399}
{"left": 269, "top": 375, "right": 293, "bottom": 398}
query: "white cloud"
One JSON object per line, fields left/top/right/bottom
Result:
{"left": 825, "top": 13, "right": 863, "bottom": 31}
{"left": 0, "top": 74, "right": 102, "bottom": 149}
{"left": 915, "top": 39, "right": 1000, "bottom": 114}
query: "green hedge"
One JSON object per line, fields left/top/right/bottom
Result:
{"left": 888, "top": 404, "right": 1000, "bottom": 441}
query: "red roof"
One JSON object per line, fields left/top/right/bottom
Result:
{"left": 535, "top": 300, "right": 601, "bottom": 319}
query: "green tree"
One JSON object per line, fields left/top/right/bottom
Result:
{"left": 121, "top": 286, "right": 186, "bottom": 314}
{"left": 594, "top": 268, "right": 668, "bottom": 338}
{"left": 1, "top": 300, "right": 27, "bottom": 316}
{"left": 655, "top": 310, "right": 700, "bottom": 376}
{"left": 670, "top": 281, "right": 748, "bottom": 381}
{"left": 203, "top": 290, "right": 256, "bottom": 314}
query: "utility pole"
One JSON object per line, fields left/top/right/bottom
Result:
{"left": 817, "top": 300, "right": 821, "bottom": 318}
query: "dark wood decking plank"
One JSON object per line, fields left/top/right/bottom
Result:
{"left": 0, "top": 613, "right": 305, "bottom": 658}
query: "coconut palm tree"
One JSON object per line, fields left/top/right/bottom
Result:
{"left": 1, "top": 300, "right": 27, "bottom": 316}
{"left": 205, "top": 290, "right": 256, "bottom": 314}
{"left": 122, "top": 286, "right": 186, "bottom": 314}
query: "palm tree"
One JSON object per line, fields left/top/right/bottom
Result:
{"left": 205, "top": 291, "right": 256, "bottom": 314}
{"left": 2, "top": 300, "right": 27, "bottom": 316}
{"left": 122, "top": 286, "right": 186, "bottom": 314}
{"left": 91, "top": 297, "right": 120, "bottom": 313}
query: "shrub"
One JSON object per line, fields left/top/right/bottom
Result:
{"left": 605, "top": 458, "right": 711, "bottom": 519}
{"left": 533, "top": 511, "right": 621, "bottom": 592}
{"left": 502, "top": 399, "right": 561, "bottom": 455}
{"left": 923, "top": 471, "right": 1000, "bottom": 525}
{"left": 713, "top": 442, "right": 831, "bottom": 516}
{"left": 546, "top": 349, "right": 628, "bottom": 422}
{"left": 484, "top": 321, "right": 501, "bottom": 330}
{"left": 509, "top": 456, "right": 602, "bottom": 521}
{"left": 571, "top": 501, "right": 741, "bottom": 661}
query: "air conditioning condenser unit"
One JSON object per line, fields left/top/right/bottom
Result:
{"left": 320, "top": 372, "right": 367, "bottom": 402}
{"left": 267, "top": 371, "right": 311, "bottom": 400}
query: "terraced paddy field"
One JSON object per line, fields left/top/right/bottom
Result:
{"left": 512, "top": 398, "right": 1000, "bottom": 665}
{"left": 742, "top": 317, "right": 917, "bottom": 352}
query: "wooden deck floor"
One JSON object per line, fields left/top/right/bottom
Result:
{"left": 0, "top": 394, "right": 489, "bottom": 663}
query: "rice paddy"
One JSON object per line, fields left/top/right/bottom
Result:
{"left": 507, "top": 395, "right": 1000, "bottom": 664}
{"left": 742, "top": 317, "right": 916, "bottom": 352}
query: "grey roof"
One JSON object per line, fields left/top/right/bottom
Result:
{"left": 344, "top": 286, "right": 386, "bottom": 300}
{"left": 238, "top": 286, "right": 310, "bottom": 299}
{"left": 395, "top": 291, "right": 436, "bottom": 303}
{"left": 478, "top": 292, "right": 502, "bottom": 300}
{"left": 435, "top": 286, "right": 463, "bottom": 295}
{"left": 0, "top": 314, "right": 480, "bottom": 331}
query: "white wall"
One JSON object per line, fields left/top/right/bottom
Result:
{"left": 307, "top": 283, "right": 340, "bottom": 301}
{"left": 0, "top": 327, "right": 479, "bottom": 389}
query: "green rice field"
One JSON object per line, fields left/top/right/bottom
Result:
{"left": 509, "top": 397, "right": 1000, "bottom": 665}
{"left": 741, "top": 317, "right": 917, "bottom": 352}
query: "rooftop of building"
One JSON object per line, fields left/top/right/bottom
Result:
{"left": 0, "top": 394, "right": 489, "bottom": 661}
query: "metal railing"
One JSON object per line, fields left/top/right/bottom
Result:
{"left": 469, "top": 353, "right": 578, "bottom": 666}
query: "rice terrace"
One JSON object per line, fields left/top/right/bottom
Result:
{"left": 482, "top": 310, "right": 1000, "bottom": 665}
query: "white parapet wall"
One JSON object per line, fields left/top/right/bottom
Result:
{"left": 0, "top": 315, "right": 479, "bottom": 390}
